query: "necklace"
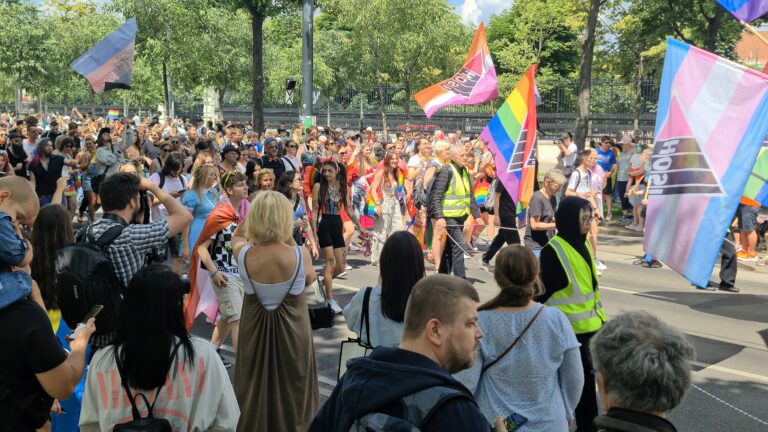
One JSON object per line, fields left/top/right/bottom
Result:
{"left": 328, "top": 184, "right": 341, "bottom": 202}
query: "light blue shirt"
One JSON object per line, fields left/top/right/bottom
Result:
{"left": 343, "top": 285, "right": 403, "bottom": 348}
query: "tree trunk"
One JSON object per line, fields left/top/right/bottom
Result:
{"left": 90, "top": 90, "right": 96, "bottom": 117}
{"left": 705, "top": 8, "right": 724, "bottom": 52}
{"left": 217, "top": 88, "right": 226, "bottom": 121}
{"left": 633, "top": 53, "right": 645, "bottom": 133}
{"left": 574, "top": 0, "right": 602, "bottom": 150}
{"left": 378, "top": 85, "right": 388, "bottom": 139}
{"left": 251, "top": 11, "right": 266, "bottom": 132}
{"left": 404, "top": 80, "right": 411, "bottom": 125}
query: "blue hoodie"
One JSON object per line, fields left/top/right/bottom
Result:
{"left": 310, "top": 346, "right": 491, "bottom": 431}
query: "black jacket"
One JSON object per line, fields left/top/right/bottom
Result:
{"left": 428, "top": 161, "right": 481, "bottom": 220}
{"left": 538, "top": 196, "right": 597, "bottom": 303}
{"left": 309, "top": 346, "right": 490, "bottom": 432}
{"left": 595, "top": 408, "right": 677, "bottom": 432}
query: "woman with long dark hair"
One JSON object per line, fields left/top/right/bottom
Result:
{"left": 455, "top": 245, "right": 583, "bottom": 431}
{"left": 276, "top": 170, "right": 318, "bottom": 256}
{"left": 80, "top": 267, "right": 239, "bottom": 431}
{"left": 368, "top": 152, "right": 404, "bottom": 265}
{"left": 343, "top": 231, "right": 424, "bottom": 347}
{"left": 311, "top": 159, "right": 367, "bottom": 313}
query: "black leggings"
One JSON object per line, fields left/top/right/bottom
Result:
{"left": 575, "top": 331, "right": 599, "bottom": 432}
{"left": 79, "top": 194, "right": 89, "bottom": 214}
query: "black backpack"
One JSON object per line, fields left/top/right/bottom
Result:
{"left": 55, "top": 222, "right": 125, "bottom": 335}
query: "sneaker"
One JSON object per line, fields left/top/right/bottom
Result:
{"left": 596, "top": 260, "right": 608, "bottom": 271}
{"left": 757, "top": 257, "right": 768, "bottom": 266}
{"left": 329, "top": 300, "right": 343, "bottom": 314}
{"left": 481, "top": 259, "right": 492, "bottom": 270}
{"left": 631, "top": 225, "right": 645, "bottom": 232}
{"left": 345, "top": 264, "right": 352, "bottom": 270}
{"left": 464, "top": 253, "right": 470, "bottom": 259}
{"left": 625, "top": 224, "right": 638, "bottom": 230}
{"left": 310, "top": 279, "right": 325, "bottom": 303}
{"left": 336, "top": 271, "right": 348, "bottom": 278}
{"left": 738, "top": 252, "right": 758, "bottom": 262}
{"left": 216, "top": 348, "right": 232, "bottom": 369}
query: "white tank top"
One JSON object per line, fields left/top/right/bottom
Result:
{"left": 237, "top": 244, "right": 305, "bottom": 311}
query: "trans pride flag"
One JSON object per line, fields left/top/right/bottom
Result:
{"left": 413, "top": 22, "right": 498, "bottom": 118}
{"left": 70, "top": 18, "right": 136, "bottom": 93}
{"left": 716, "top": 0, "right": 768, "bottom": 22}
{"left": 479, "top": 65, "right": 538, "bottom": 212}
{"left": 644, "top": 38, "right": 768, "bottom": 287}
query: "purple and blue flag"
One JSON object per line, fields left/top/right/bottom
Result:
{"left": 716, "top": 0, "right": 768, "bottom": 22}
{"left": 70, "top": 18, "right": 136, "bottom": 93}
{"left": 644, "top": 38, "right": 768, "bottom": 287}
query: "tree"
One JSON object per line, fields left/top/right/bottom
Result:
{"left": 0, "top": 1, "right": 54, "bottom": 113}
{"left": 574, "top": 0, "right": 608, "bottom": 150}
{"left": 230, "top": 0, "right": 302, "bottom": 131}
{"left": 324, "top": 0, "right": 469, "bottom": 133}
{"left": 487, "top": 0, "right": 581, "bottom": 97}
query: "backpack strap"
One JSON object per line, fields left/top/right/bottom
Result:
{"left": 158, "top": 172, "right": 166, "bottom": 190}
{"left": 115, "top": 342, "right": 181, "bottom": 420}
{"left": 94, "top": 225, "right": 126, "bottom": 249}
{"left": 359, "top": 287, "right": 373, "bottom": 346}
{"left": 400, "top": 385, "right": 473, "bottom": 428}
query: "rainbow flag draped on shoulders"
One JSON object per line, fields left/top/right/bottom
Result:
{"left": 479, "top": 64, "right": 538, "bottom": 217}
{"left": 644, "top": 38, "right": 768, "bottom": 288}
{"left": 413, "top": 22, "right": 498, "bottom": 118}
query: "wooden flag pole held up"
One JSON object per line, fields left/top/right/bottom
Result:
{"left": 740, "top": 20, "right": 768, "bottom": 49}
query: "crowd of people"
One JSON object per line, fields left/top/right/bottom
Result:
{"left": 0, "top": 109, "right": 710, "bottom": 431}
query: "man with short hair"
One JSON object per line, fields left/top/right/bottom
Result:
{"left": 310, "top": 274, "right": 489, "bottom": 432}
{"left": 82, "top": 174, "right": 190, "bottom": 349}
{"left": 260, "top": 138, "right": 285, "bottom": 180}
{"left": 590, "top": 311, "right": 693, "bottom": 432}
{"left": 42, "top": 120, "right": 62, "bottom": 141}
{"left": 429, "top": 144, "right": 483, "bottom": 278}
{"left": 28, "top": 139, "right": 69, "bottom": 206}
{"left": 596, "top": 136, "right": 617, "bottom": 221}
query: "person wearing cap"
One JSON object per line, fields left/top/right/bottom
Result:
{"left": 218, "top": 144, "right": 241, "bottom": 176}
{"left": 259, "top": 138, "right": 285, "bottom": 181}
{"left": 555, "top": 132, "right": 578, "bottom": 185}
{"left": 7, "top": 130, "right": 29, "bottom": 178}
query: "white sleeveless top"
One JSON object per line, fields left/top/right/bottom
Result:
{"left": 237, "top": 244, "right": 305, "bottom": 311}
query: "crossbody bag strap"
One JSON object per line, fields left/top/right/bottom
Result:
{"left": 359, "top": 287, "right": 373, "bottom": 345}
{"left": 481, "top": 305, "right": 545, "bottom": 375}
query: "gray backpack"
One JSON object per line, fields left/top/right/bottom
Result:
{"left": 349, "top": 385, "right": 472, "bottom": 431}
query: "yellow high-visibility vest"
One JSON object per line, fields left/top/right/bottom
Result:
{"left": 545, "top": 236, "right": 607, "bottom": 334}
{"left": 442, "top": 163, "right": 471, "bottom": 218}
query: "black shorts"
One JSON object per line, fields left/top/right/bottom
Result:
{"left": 602, "top": 177, "right": 614, "bottom": 195}
{"left": 318, "top": 214, "right": 345, "bottom": 249}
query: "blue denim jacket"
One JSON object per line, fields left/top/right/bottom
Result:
{"left": 0, "top": 211, "right": 32, "bottom": 309}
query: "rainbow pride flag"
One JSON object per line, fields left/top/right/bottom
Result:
{"left": 365, "top": 171, "right": 404, "bottom": 216}
{"left": 644, "top": 38, "right": 768, "bottom": 288}
{"left": 742, "top": 146, "right": 768, "bottom": 207}
{"left": 413, "top": 22, "right": 498, "bottom": 118}
{"left": 473, "top": 180, "right": 489, "bottom": 207}
{"left": 106, "top": 109, "right": 119, "bottom": 120}
{"left": 479, "top": 64, "right": 538, "bottom": 213}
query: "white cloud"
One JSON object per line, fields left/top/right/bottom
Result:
{"left": 456, "top": 0, "right": 509, "bottom": 26}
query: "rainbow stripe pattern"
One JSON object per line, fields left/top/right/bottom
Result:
{"left": 644, "top": 38, "right": 768, "bottom": 288}
{"left": 414, "top": 22, "right": 498, "bottom": 118}
{"left": 479, "top": 64, "right": 538, "bottom": 213}
{"left": 106, "top": 109, "right": 120, "bottom": 120}
{"left": 365, "top": 171, "right": 404, "bottom": 216}
{"left": 473, "top": 180, "right": 489, "bottom": 207}
{"left": 742, "top": 146, "right": 768, "bottom": 207}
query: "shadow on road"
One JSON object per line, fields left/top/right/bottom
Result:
{"left": 642, "top": 291, "right": 768, "bottom": 324}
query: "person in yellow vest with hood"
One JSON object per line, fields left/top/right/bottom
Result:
{"left": 428, "top": 143, "right": 484, "bottom": 278}
{"left": 538, "top": 196, "right": 607, "bottom": 432}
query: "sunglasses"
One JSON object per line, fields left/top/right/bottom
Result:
{"left": 162, "top": 148, "right": 172, "bottom": 152}
{"left": 287, "top": 145, "right": 298, "bottom": 149}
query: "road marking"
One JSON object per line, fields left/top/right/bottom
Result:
{"left": 601, "top": 285, "right": 676, "bottom": 301}
{"left": 318, "top": 375, "right": 338, "bottom": 386}
{"left": 690, "top": 361, "right": 768, "bottom": 384}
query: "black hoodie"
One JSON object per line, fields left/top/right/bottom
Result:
{"left": 309, "top": 346, "right": 490, "bottom": 432}
{"left": 538, "top": 196, "right": 597, "bottom": 303}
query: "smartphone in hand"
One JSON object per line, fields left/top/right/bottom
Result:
{"left": 67, "top": 305, "right": 103, "bottom": 341}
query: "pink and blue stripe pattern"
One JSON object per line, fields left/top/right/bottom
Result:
{"left": 644, "top": 38, "right": 768, "bottom": 288}
{"left": 70, "top": 18, "right": 136, "bottom": 93}
{"left": 716, "top": 0, "right": 768, "bottom": 22}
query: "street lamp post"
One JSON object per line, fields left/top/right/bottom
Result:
{"left": 301, "top": 0, "right": 313, "bottom": 121}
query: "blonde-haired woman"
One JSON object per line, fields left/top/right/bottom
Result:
{"left": 249, "top": 168, "right": 275, "bottom": 200}
{"left": 231, "top": 191, "right": 319, "bottom": 431}
{"left": 181, "top": 164, "right": 220, "bottom": 259}
{"left": 425, "top": 140, "right": 450, "bottom": 270}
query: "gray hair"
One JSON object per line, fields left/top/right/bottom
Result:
{"left": 590, "top": 311, "right": 694, "bottom": 413}
{"left": 544, "top": 169, "right": 566, "bottom": 186}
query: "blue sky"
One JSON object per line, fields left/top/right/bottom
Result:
{"left": 448, "top": 0, "right": 509, "bottom": 26}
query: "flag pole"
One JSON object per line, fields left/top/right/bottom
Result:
{"left": 120, "top": 91, "right": 131, "bottom": 153}
{"left": 739, "top": 20, "right": 768, "bottom": 49}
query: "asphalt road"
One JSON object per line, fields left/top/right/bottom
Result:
{"left": 192, "top": 232, "right": 768, "bottom": 432}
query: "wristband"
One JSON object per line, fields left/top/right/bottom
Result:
{"left": 210, "top": 270, "right": 219, "bottom": 278}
